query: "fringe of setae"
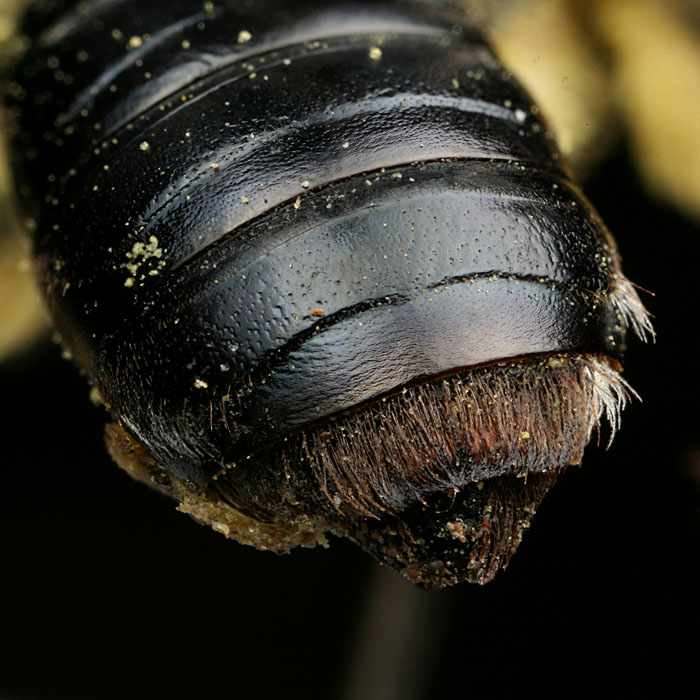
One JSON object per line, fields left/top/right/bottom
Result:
{"left": 273, "top": 353, "right": 635, "bottom": 519}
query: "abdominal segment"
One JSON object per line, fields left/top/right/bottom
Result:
{"left": 107, "top": 352, "right": 631, "bottom": 588}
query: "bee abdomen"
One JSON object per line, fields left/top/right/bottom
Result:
{"left": 5, "top": 0, "right": 651, "bottom": 587}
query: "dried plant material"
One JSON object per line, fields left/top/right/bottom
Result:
{"left": 467, "top": 0, "right": 617, "bottom": 175}
{"left": 0, "top": 228, "right": 46, "bottom": 360}
{"left": 0, "top": 0, "right": 46, "bottom": 361}
{"left": 595, "top": 0, "right": 700, "bottom": 222}
{"left": 0, "top": 149, "right": 45, "bottom": 361}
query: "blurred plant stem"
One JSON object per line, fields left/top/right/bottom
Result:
{"left": 340, "top": 566, "right": 450, "bottom": 700}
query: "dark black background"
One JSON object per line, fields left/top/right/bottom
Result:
{"left": 1, "top": 146, "right": 698, "bottom": 699}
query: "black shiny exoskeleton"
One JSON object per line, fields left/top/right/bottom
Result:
{"left": 3, "top": 0, "right": 649, "bottom": 587}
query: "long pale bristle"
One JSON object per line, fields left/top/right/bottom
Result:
{"left": 611, "top": 274, "right": 655, "bottom": 342}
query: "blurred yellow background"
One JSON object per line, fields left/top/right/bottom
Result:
{"left": 0, "top": 0, "right": 45, "bottom": 361}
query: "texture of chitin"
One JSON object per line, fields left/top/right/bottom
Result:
{"left": 4, "top": 0, "right": 652, "bottom": 589}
